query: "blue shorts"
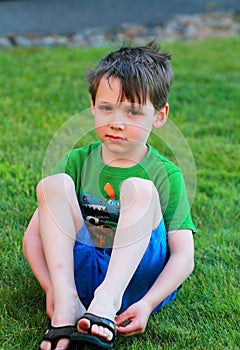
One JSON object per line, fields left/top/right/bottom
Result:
{"left": 73, "top": 220, "right": 177, "bottom": 314}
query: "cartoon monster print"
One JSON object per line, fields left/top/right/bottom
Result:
{"left": 80, "top": 183, "right": 120, "bottom": 226}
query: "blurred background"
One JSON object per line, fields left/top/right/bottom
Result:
{"left": 0, "top": 0, "right": 239, "bottom": 47}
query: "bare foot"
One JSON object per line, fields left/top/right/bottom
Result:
{"left": 41, "top": 337, "right": 70, "bottom": 350}
{"left": 77, "top": 315, "right": 114, "bottom": 342}
{"left": 40, "top": 291, "right": 86, "bottom": 350}
{"left": 77, "top": 291, "right": 119, "bottom": 342}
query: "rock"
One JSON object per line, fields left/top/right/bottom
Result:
{"left": 70, "top": 33, "right": 87, "bottom": 47}
{"left": 0, "top": 12, "right": 239, "bottom": 49}
{"left": 14, "top": 35, "right": 32, "bottom": 47}
{"left": 0, "top": 36, "right": 12, "bottom": 48}
{"left": 33, "top": 35, "right": 68, "bottom": 47}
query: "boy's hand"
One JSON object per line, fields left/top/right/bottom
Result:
{"left": 115, "top": 300, "right": 152, "bottom": 337}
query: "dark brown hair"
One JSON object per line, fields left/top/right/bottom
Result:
{"left": 87, "top": 41, "right": 173, "bottom": 110}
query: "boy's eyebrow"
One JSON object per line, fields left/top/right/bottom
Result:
{"left": 95, "top": 100, "right": 114, "bottom": 105}
{"left": 95, "top": 99, "right": 132, "bottom": 106}
{"left": 95, "top": 101, "right": 146, "bottom": 113}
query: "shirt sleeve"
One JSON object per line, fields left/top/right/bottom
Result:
{"left": 51, "top": 152, "right": 71, "bottom": 175}
{"left": 50, "top": 149, "right": 83, "bottom": 199}
{"left": 160, "top": 170, "right": 196, "bottom": 234}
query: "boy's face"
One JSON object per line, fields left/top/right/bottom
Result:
{"left": 91, "top": 76, "right": 168, "bottom": 165}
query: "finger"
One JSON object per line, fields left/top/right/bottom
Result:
{"left": 116, "top": 318, "right": 131, "bottom": 328}
{"left": 116, "top": 321, "right": 137, "bottom": 333}
{"left": 117, "top": 326, "right": 143, "bottom": 337}
{"left": 115, "top": 311, "right": 133, "bottom": 325}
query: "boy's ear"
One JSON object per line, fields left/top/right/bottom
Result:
{"left": 152, "top": 104, "right": 169, "bottom": 129}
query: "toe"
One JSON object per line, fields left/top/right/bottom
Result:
{"left": 105, "top": 328, "right": 113, "bottom": 341}
{"left": 77, "top": 314, "right": 116, "bottom": 343}
{"left": 91, "top": 324, "right": 113, "bottom": 341}
{"left": 77, "top": 318, "right": 90, "bottom": 333}
{"left": 55, "top": 338, "right": 70, "bottom": 350}
{"left": 40, "top": 340, "right": 51, "bottom": 350}
{"left": 40, "top": 338, "right": 70, "bottom": 350}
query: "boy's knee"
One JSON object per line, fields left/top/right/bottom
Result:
{"left": 120, "top": 177, "right": 158, "bottom": 204}
{"left": 36, "top": 173, "right": 74, "bottom": 203}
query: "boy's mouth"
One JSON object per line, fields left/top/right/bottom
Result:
{"left": 105, "top": 134, "right": 126, "bottom": 141}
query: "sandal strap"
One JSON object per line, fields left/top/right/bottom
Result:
{"left": 80, "top": 312, "right": 116, "bottom": 341}
{"left": 43, "top": 325, "right": 76, "bottom": 342}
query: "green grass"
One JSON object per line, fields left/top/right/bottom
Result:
{"left": 0, "top": 36, "right": 239, "bottom": 349}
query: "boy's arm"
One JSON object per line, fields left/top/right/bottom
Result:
{"left": 143, "top": 229, "right": 194, "bottom": 309}
{"left": 22, "top": 209, "right": 53, "bottom": 317}
{"left": 116, "top": 229, "right": 194, "bottom": 336}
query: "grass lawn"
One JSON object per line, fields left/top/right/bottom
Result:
{"left": 0, "top": 36, "right": 239, "bottom": 349}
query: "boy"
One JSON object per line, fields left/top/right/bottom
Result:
{"left": 23, "top": 41, "right": 196, "bottom": 350}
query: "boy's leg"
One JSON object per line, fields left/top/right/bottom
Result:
{"left": 37, "top": 173, "right": 86, "bottom": 350}
{"left": 78, "top": 177, "right": 162, "bottom": 340}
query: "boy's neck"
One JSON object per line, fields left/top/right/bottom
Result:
{"left": 101, "top": 143, "right": 149, "bottom": 168}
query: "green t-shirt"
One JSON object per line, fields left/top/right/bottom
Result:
{"left": 53, "top": 141, "right": 196, "bottom": 247}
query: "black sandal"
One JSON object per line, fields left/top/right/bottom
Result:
{"left": 40, "top": 324, "right": 77, "bottom": 350}
{"left": 71, "top": 312, "right": 117, "bottom": 350}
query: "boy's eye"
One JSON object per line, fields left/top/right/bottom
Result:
{"left": 127, "top": 109, "right": 142, "bottom": 117}
{"left": 98, "top": 105, "right": 113, "bottom": 111}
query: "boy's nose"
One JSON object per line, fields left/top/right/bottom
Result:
{"left": 109, "top": 111, "right": 125, "bottom": 129}
{"left": 110, "top": 121, "right": 125, "bottom": 130}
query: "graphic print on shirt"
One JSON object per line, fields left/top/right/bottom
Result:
{"left": 80, "top": 183, "right": 120, "bottom": 226}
